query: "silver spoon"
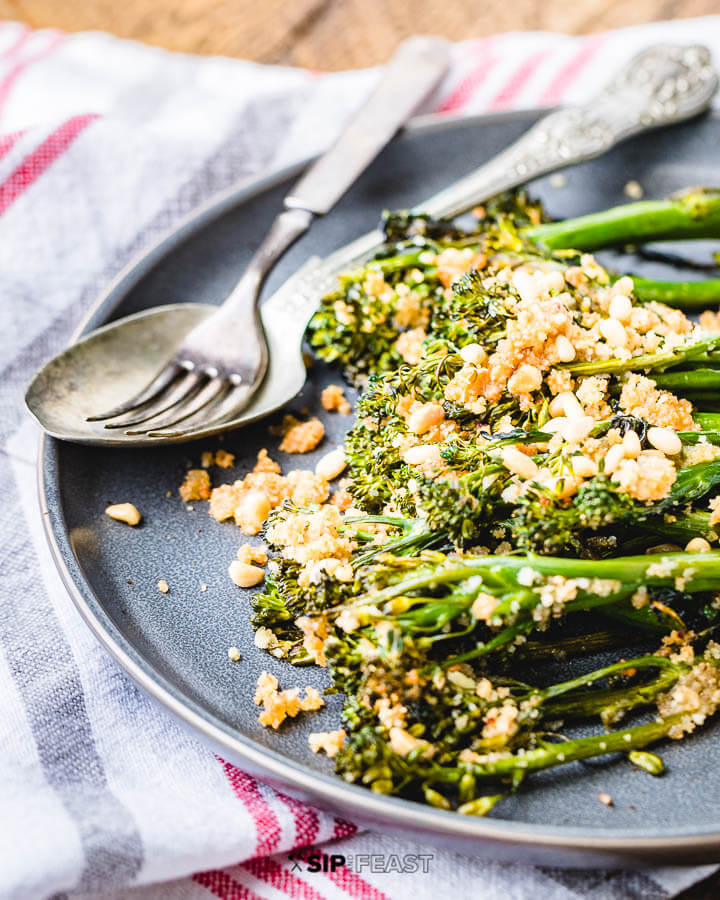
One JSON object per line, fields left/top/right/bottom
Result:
{"left": 26, "top": 43, "right": 718, "bottom": 446}
{"left": 26, "top": 35, "right": 451, "bottom": 441}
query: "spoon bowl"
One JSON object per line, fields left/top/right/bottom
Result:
{"left": 25, "top": 282, "right": 313, "bottom": 446}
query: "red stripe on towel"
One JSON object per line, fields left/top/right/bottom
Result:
{"left": 331, "top": 819, "right": 357, "bottom": 841}
{"left": 539, "top": 34, "right": 605, "bottom": 105}
{"left": 0, "top": 113, "right": 98, "bottom": 215}
{"left": 0, "top": 128, "right": 25, "bottom": 160}
{"left": 488, "top": 49, "right": 550, "bottom": 110}
{"left": 220, "top": 761, "right": 282, "bottom": 858}
{"left": 243, "top": 857, "right": 329, "bottom": 900}
{"left": 275, "top": 791, "right": 321, "bottom": 847}
{"left": 293, "top": 847, "right": 391, "bottom": 900}
{"left": 438, "top": 41, "right": 496, "bottom": 112}
{"left": 192, "top": 868, "right": 265, "bottom": 900}
{"left": 0, "top": 26, "right": 32, "bottom": 59}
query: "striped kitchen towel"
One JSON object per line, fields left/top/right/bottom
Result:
{"left": 2, "top": 15, "right": 720, "bottom": 900}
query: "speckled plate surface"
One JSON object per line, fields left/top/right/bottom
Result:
{"left": 40, "top": 109, "right": 720, "bottom": 867}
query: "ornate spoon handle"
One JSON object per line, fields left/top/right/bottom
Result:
{"left": 421, "top": 43, "right": 718, "bottom": 220}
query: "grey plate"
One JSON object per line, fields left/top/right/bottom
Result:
{"left": 40, "top": 109, "right": 720, "bottom": 868}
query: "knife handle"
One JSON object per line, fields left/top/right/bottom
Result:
{"left": 285, "top": 35, "right": 451, "bottom": 216}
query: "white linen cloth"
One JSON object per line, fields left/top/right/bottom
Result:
{"left": 2, "top": 15, "right": 720, "bottom": 899}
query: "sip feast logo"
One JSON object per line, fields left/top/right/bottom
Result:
{"left": 288, "top": 851, "right": 434, "bottom": 874}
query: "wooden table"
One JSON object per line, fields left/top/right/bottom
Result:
{"left": 0, "top": 0, "right": 715, "bottom": 69}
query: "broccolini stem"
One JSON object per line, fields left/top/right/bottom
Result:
{"left": 365, "top": 551, "right": 720, "bottom": 605}
{"left": 534, "top": 655, "right": 681, "bottom": 701}
{"left": 561, "top": 334, "right": 720, "bottom": 376}
{"left": 694, "top": 412, "right": 720, "bottom": 431}
{"left": 515, "top": 630, "right": 622, "bottom": 661}
{"left": 630, "top": 276, "right": 720, "bottom": 310}
{"left": 457, "top": 713, "right": 689, "bottom": 780}
{"left": 524, "top": 188, "right": 720, "bottom": 251}
{"left": 543, "top": 666, "right": 682, "bottom": 721}
{"left": 654, "top": 368, "right": 720, "bottom": 392}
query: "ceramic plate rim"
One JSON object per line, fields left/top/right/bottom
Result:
{"left": 38, "top": 108, "right": 720, "bottom": 864}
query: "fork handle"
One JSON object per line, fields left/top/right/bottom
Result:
{"left": 177, "top": 36, "right": 450, "bottom": 365}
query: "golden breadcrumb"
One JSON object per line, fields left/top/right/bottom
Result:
{"left": 254, "top": 671, "right": 325, "bottom": 729}
{"left": 179, "top": 469, "right": 211, "bottom": 502}
{"left": 611, "top": 453, "right": 677, "bottom": 502}
{"left": 392, "top": 287, "right": 429, "bottom": 330}
{"left": 254, "top": 448, "right": 281, "bottom": 474}
{"left": 215, "top": 450, "right": 235, "bottom": 468}
{"left": 434, "top": 246, "right": 484, "bottom": 288}
{"left": 710, "top": 496, "right": 720, "bottom": 527}
{"left": 201, "top": 449, "right": 235, "bottom": 468}
{"left": 278, "top": 415, "right": 325, "bottom": 453}
{"left": 308, "top": 729, "right": 346, "bottom": 757}
{"left": 394, "top": 327, "right": 426, "bottom": 365}
{"left": 619, "top": 374, "right": 696, "bottom": 431}
{"left": 700, "top": 310, "right": 720, "bottom": 332}
{"left": 236, "top": 544, "right": 268, "bottom": 566}
{"left": 321, "top": 384, "right": 352, "bottom": 415}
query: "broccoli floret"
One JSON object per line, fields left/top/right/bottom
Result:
{"left": 381, "top": 210, "right": 465, "bottom": 244}
{"left": 509, "top": 476, "right": 638, "bottom": 555}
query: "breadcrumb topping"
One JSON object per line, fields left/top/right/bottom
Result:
{"left": 308, "top": 729, "right": 346, "bottom": 757}
{"left": 179, "top": 469, "right": 211, "bottom": 502}
{"left": 321, "top": 384, "right": 352, "bottom": 415}
{"left": 254, "top": 671, "right": 325, "bottom": 729}
{"left": 278, "top": 415, "right": 325, "bottom": 453}
{"left": 619, "top": 374, "right": 696, "bottom": 431}
{"left": 395, "top": 326, "right": 426, "bottom": 365}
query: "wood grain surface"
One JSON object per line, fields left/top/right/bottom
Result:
{"left": 0, "top": 0, "right": 716, "bottom": 69}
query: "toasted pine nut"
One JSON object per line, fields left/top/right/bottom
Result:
{"left": 562, "top": 415, "right": 595, "bottom": 444}
{"left": 229, "top": 560, "right": 265, "bottom": 588}
{"left": 609, "top": 293, "right": 633, "bottom": 323}
{"left": 508, "top": 364, "right": 543, "bottom": 395}
{"left": 685, "top": 537, "right": 712, "bottom": 553}
{"left": 402, "top": 444, "right": 442, "bottom": 466}
{"left": 105, "top": 502, "right": 142, "bottom": 526}
{"left": 459, "top": 343, "right": 487, "bottom": 365}
{"left": 501, "top": 446, "right": 539, "bottom": 480}
{"left": 647, "top": 426, "right": 682, "bottom": 456}
{"left": 315, "top": 446, "right": 347, "bottom": 480}
{"left": 407, "top": 402, "right": 445, "bottom": 435}
{"left": 543, "top": 270, "right": 566, "bottom": 293}
{"left": 622, "top": 430, "right": 642, "bottom": 458}
{"left": 604, "top": 443, "right": 626, "bottom": 474}
{"left": 613, "top": 275, "right": 634, "bottom": 296}
{"left": 513, "top": 269, "right": 540, "bottom": 303}
{"left": 234, "top": 490, "right": 272, "bottom": 535}
{"left": 555, "top": 335, "right": 576, "bottom": 362}
{"left": 572, "top": 455, "right": 598, "bottom": 478}
{"left": 599, "top": 318, "right": 627, "bottom": 348}
{"left": 542, "top": 416, "right": 569, "bottom": 434}
{"left": 557, "top": 391, "right": 585, "bottom": 420}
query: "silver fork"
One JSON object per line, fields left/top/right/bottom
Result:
{"left": 86, "top": 36, "right": 451, "bottom": 435}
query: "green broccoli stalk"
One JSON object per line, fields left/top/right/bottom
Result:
{"left": 525, "top": 188, "right": 720, "bottom": 251}
{"left": 327, "top": 550, "right": 720, "bottom": 663}
{"left": 331, "top": 641, "right": 720, "bottom": 812}
{"left": 630, "top": 276, "right": 720, "bottom": 310}
{"left": 561, "top": 334, "right": 720, "bottom": 377}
